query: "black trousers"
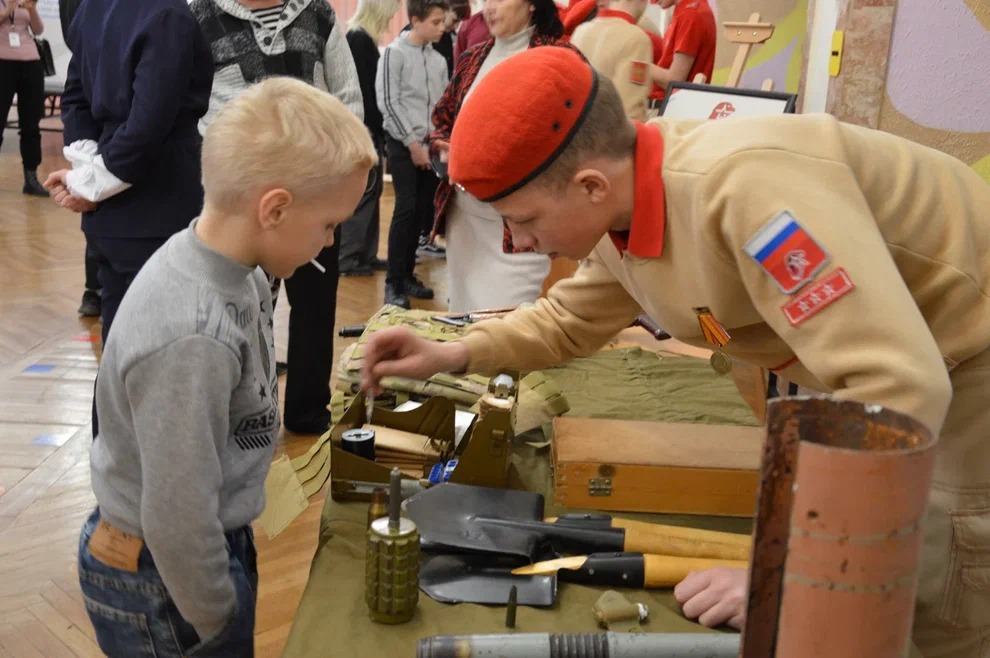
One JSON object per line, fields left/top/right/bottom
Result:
{"left": 385, "top": 135, "right": 439, "bottom": 287}
{"left": 84, "top": 238, "right": 100, "bottom": 292}
{"left": 338, "top": 154, "right": 383, "bottom": 271}
{"left": 86, "top": 235, "right": 168, "bottom": 345}
{"left": 271, "top": 230, "right": 340, "bottom": 432}
{"left": 86, "top": 234, "right": 169, "bottom": 437}
{"left": 0, "top": 58, "right": 44, "bottom": 170}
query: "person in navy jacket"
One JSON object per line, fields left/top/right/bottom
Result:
{"left": 45, "top": 0, "right": 215, "bottom": 345}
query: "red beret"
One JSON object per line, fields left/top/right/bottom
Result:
{"left": 448, "top": 47, "right": 598, "bottom": 203}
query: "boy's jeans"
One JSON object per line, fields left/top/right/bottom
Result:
{"left": 77, "top": 508, "right": 258, "bottom": 657}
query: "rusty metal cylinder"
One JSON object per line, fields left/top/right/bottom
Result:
{"left": 770, "top": 397, "right": 936, "bottom": 658}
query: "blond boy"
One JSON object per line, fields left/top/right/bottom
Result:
{"left": 362, "top": 48, "right": 990, "bottom": 658}
{"left": 76, "top": 77, "right": 375, "bottom": 658}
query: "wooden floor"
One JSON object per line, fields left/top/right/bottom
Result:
{"left": 0, "top": 122, "right": 447, "bottom": 656}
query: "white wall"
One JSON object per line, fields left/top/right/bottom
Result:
{"left": 33, "top": 0, "right": 71, "bottom": 82}
{"left": 803, "top": 0, "right": 839, "bottom": 112}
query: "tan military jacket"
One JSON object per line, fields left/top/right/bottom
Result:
{"left": 571, "top": 14, "right": 653, "bottom": 122}
{"left": 460, "top": 114, "right": 990, "bottom": 435}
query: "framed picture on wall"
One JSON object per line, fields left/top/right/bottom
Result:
{"left": 658, "top": 82, "right": 798, "bottom": 120}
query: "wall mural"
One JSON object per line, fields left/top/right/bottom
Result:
{"left": 709, "top": 0, "right": 807, "bottom": 94}
{"left": 878, "top": 0, "right": 990, "bottom": 183}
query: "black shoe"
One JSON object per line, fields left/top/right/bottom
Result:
{"left": 405, "top": 276, "right": 434, "bottom": 300}
{"left": 283, "top": 416, "right": 330, "bottom": 435}
{"left": 369, "top": 257, "right": 388, "bottom": 271}
{"left": 78, "top": 289, "right": 101, "bottom": 317}
{"left": 341, "top": 264, "right": 374, "bottom": 277}
{"left": 23, "top": 168, "right": 48, "bottom": 197}
{"left": 276, "top": 361, "right": 288, "bottom": 377}
{"left": 385, "top": 283, "right": 411, "bottom": 309}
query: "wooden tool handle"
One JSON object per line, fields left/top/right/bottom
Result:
{"left": 619, "top": 520, "right": 751, "bottom": 561}
{"left": 643, "top": 554, "right": 748, "bottom": 588}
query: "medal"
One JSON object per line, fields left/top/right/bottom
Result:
{"left": 693, "top": 307, "right": 732, "bottom": 375}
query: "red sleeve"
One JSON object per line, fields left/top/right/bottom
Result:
{"left": 646, "top": 30, "right": 664, "bottom": 63}
{"left": 671, "top": 11, "right": 705, "bottom": 57}
{"left": 455, "top": 20, "right": 470, "bottom": 60}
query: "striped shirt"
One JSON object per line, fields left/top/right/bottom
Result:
{"left": 251, "top": 4, "right": 283, "bottom": 31}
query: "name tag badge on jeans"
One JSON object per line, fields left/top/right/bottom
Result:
{"left": 88, "top": 519, "right": 144, "bottom": 572}
{"left": 8, "top": 32, "right": 21, "bottom": 48}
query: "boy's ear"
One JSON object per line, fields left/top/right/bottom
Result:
{"left": 257, "top": 188, "right": 293, "bottom": 230}
{"left": 573, "top": 168, "right": 611, "bottom": 204}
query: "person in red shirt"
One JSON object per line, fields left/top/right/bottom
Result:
{"left": 647, "top": 0, "right": 716, "bottom": 102}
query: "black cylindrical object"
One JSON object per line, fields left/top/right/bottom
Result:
{"left": 342, "top": 428, "right": 376, "bottom": 461}
{"left": 417, "top": 633, "right": 740, "bottom": 658}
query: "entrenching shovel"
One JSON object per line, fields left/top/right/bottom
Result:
{"left": 405, "top": 483, "right": 751, "bottom": 562}
{"left": 419, "top": 553, "right": 557, "bottom": 607}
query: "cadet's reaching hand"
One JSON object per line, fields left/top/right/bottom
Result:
{"left": 675, "top": 566, "right": 748, "bottom": 630}
{"left": 360, "top": 327, "right": 469, "bottom": 394}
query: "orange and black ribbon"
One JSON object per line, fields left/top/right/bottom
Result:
{"left": 694, "top": 306, "right": 731, "bottom": 349}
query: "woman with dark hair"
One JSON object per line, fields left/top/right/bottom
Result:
{"left": 428, "top": 0, "right": 567, "bottom": 312}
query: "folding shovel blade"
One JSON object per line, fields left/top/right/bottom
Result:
{"left": 419, "top": 554, "right": 557, "bottom": 607}
{"left": 405, "top": 483, "right": 547, "bottom": 560}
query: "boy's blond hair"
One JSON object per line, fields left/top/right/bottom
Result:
{"left": 202, "top": 77, "right": 378, "bottom": 211}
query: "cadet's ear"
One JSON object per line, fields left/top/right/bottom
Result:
{"left": 257, "top": 188, "right": 293, "bottom": 230}
{"left": 573, "top": 168, "right": 611, "bottom": 204}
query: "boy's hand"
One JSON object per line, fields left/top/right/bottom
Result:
{"left": 409, "top": 142, "right": 431, "bottom": 170}
{"left": 360, "top": 327, "right": 470, "bottom": 394}
{"left": 674, "top": 566, "right": 748, "bottom": 631}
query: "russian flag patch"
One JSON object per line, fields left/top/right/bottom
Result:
{"left": 743, "top": 211, "right": 830, "bottom": 294}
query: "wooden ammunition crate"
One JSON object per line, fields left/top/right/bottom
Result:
{"left": 551, "top": 417, "right": 764, "bottom": 517}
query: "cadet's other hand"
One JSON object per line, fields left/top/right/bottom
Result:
{"left": 360, "top": 327, "right": 469, "bottom": 394}
{"left": 674, "top": 566, "right": 748, "bottom": 631}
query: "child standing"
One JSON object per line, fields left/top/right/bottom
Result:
{"left": 376, "top": 0, "right": 450, "bottom": 309}
{"left": 76, "top": 78, "right": 376, "bottom": 658}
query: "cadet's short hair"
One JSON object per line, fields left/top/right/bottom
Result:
{"left": 409, "top": 0, "right": 450, "bottom": 20}
{"left": 201, "top": 77, "right": 377, "bottom": 211}
{"left": 537, "top": 75, "right": 637, "bottom": 192}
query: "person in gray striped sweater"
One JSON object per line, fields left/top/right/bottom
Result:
{"left": 190, "top": 0, "right": 363, "bottom": 436}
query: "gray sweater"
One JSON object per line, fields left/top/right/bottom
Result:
{"left": 376, "top": 33, "right": 449, "bottom": 146}
{"left": 90, "top": 222, "right": 278, "bottom": 640}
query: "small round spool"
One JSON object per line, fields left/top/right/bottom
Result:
{"left": 342, "top": 428, "right": 376, "bottom": 461}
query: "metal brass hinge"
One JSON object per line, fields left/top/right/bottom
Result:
{"left": 588, "top": 478, "right": 612, "bottom": 497}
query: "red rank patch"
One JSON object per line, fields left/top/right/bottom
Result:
{"left": 781, "top": 268, "right": 855, "bottom": 327}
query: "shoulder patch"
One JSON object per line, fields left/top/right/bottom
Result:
{"left": 781, "top": 268, "right": 855, "bottom": 327}
{"left": 743, "top": 210, "right": 829, "bottom": 294}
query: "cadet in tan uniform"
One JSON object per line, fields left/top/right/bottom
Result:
{"left": 362, "top": 47, "right": 990, "bottom": 658}
{"left": 570, "top": 0, "right": 653, "bottom": 121}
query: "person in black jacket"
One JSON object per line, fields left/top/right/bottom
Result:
{"left": 338, "top": 0, "right": 400, "bottom": 277}
{"left": 58, "top": 0, "right": 101, "bottom": 319}
{"left": 44, "top": 0, "right": 215, "bottom": 344}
